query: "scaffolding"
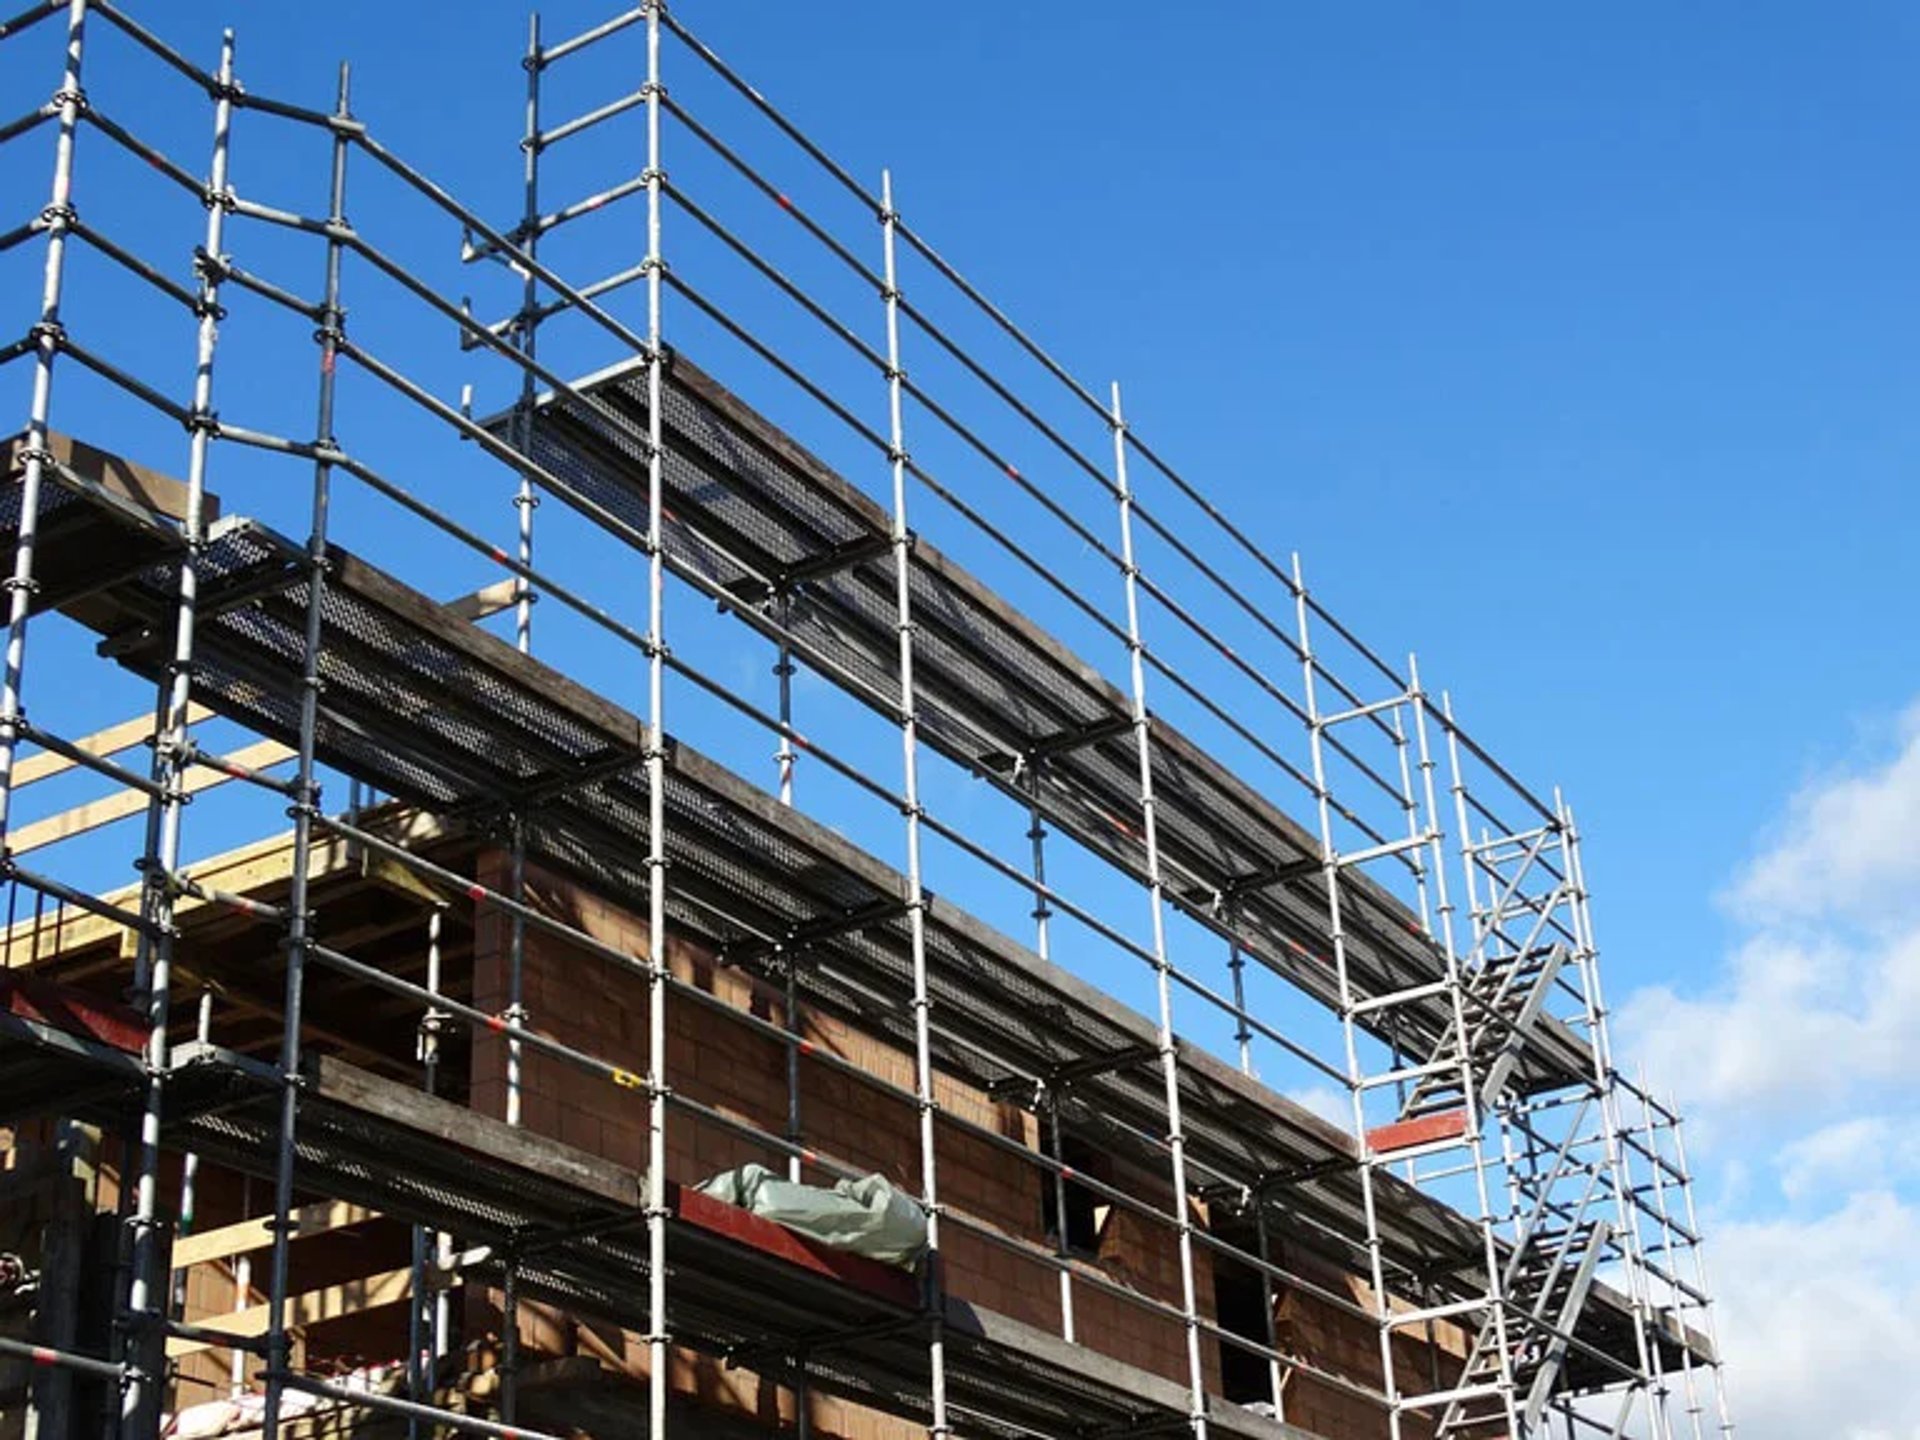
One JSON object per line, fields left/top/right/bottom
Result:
{"left": 0, "top": 4, "right": 1735, "bottom": 1439}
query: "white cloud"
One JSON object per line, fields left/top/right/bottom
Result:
{"left": 1620, "top": 925, "right": 1920, "bottom": 1129}
{"left": 1615, "top": 703, "right": 1920, "bottom": 1440}
{"left": 1712, "top": 1190, "right": 1920, "bottom": 1440}
{"left": 1619, "top": 709, "right": 1920, "bottom": 1130}
{"left": 1776, "top": 1115, "right": 1920, "bottom": 1205}
{"left": 1730, "top": 700, "right": 1920, "bottom": 928}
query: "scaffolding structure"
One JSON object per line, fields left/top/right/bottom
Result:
{"left": 0, "top": 4, "right": 1736, "bottom": 1439}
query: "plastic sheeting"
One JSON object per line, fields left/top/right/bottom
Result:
{"left": 696, "top": 1164, "right": 929, "bottom": 1268}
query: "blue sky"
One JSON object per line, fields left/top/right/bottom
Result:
{"left": 3, "top": 4, "right": 1917, "bottom": 1434}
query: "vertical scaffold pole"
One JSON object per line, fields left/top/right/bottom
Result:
{"left": 1414, "top": 663, "right": 1528, "bottom": 1432}
{"left": 1110, "top": 382, "right": 1209, "bottom": 1440}
{"left": 1227, "top": 929, "right": 1252, "bottom": 1077}
{"left": 1562, "top": 802, "right": 1671, "bottom": 1440}
{"left": 501, "top": 9, "right": 541, "bottom": 1159}
{"left": 262, "top": 59, "right": 351, "bottom": 1440}
{"left": 878, "top": 167, "right": 950, "bottom": 1440}
{"left": 776, "top": 592, "right": 803, "bottom": 1184}
{"left": 501, "top": 822, "right": 526, "bottom": 1424}
{"left": 231, "top": 1179, "right": 250, "bottom": 1398}
{"left": 1406, "top": 655, "right": 1457, "bottom": 1174}
{"left": 1254, "top": 1204, "right": 1284, "bottom": 1422}
{"left": 1293, "top": 557, "right": 1406, "bottom": 1440}
{"left": 171, "top": 989, "right": 215, "bottom": 1314}
{"left": 502, "top": 37, "right": 543, "bottom": 1282}
{"left": 641, "top": 7, "right": 671, "bottom": 1436}
{"left": 1407, "top": 660, "right": 1457, "bottom": 972}
{"left": 1412, "top": 659, "right": 1511, "bottom": 1303}
{"left": 1225, "top": 898, "right": 1277, "bottom": 1417}
{"left": 1023, "top": 761, "right": 1076, "bottom": 1342}
{"left": 1390, "top": 704, "right": 1431, "bottom": 938}
{"left": 1025, "top": 766, "right": 1050, "bottom": 964}
{"left": 1428, "top": 690, "right": 1527, "bottom": 1437}
{"left": 1669, "top": 1102, "right": 1735, "bottom": 1440}
{"left": 513, "top": 11, "right": 541, "bottom": 661}
{"left": 0, "top": 0, "right": 88, "bottom": 848}
{"left": 1637, "top": 1076, "right": 1704, "bottom": 1440}
{"left": 774, "top": 582, "right": 809, "bottom": 1426}
{"left": 121, "top": 29, "right": 234, "bottom": 1434}
{"left": 409, "top": 904, "right": 448, "bottom": 1436}
{"left": 775, "top": 603, "right": 796, "bottom": 806}
{"left": 1045, "top": 1104, "right": 1075, "bottom": 1344}
{"left": 1439, "top": 696, "right": 1486, "bottom": 982}
{"left": 499, "top": 51, "right": 539, "bottom": 1427}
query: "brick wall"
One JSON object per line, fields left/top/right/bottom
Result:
{"left": 0, "top": 844, "right": 1469, "bottom": 1440}
{"left": 466, "top": 852, "right": 1227, "bottom": 1437}
{"left": 1262, "top": 1242, "right": 1468, "bottom": 1439}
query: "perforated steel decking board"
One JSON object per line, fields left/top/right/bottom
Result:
{"left": 494, "top": 353, "right": 1594, "bottom": 1096}
{"left": 0, "top": 476, "right": 1695, "bottom": 1376}
{"left": 155, "top": 1043, "right": 1298, "bottom": 1440}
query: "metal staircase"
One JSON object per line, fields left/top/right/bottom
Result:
{"left": 1397, "top": 940, "right": 1571, "bottom": 1130}
{"left": 1437, "top": 1118, "right": 1616, "bottom": 1440}
{"left": 1439, "top": 1212, "right": 1612, "bottom": 1438}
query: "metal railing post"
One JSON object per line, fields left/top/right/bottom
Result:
{"left": 1564, "top": 803, "right": 1673, "bottom": 1440}
{"left": 1670, "top": 1103, "right": 1735, "bottom": 1440}
{"left": 878, "top": 166, "right": 950, "bottom": 1440}
{"left": 0, "top": 0, "right": 86, "bottom": 849}
{"left": 1111, "top": 379, "right": 1211, "bottom": 1440}
{"left": 641, "top": 8, "right": 672, "bottom": 1436}
{"left": 409, "top": 904, "right": 449, "bottom": 1437}
{"left": 1295, "top": 557, "right": 1409, "bottom": 1440}
{"left": 261, "top": 58, "right": 351, "bottom": 1440}
{"left": 120, "top": 28, "right": 233, "bottom": 1433}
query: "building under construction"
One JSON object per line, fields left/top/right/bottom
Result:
{"left": 0, "top": 5, "right": 1734, "bottom": 1439}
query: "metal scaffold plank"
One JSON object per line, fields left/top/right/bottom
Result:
{"left": 491, "top": 352, "right": 1597, "bottom": 1098}
{"left": 0, "top": 459, "right": 1696, "bottom": 1386}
